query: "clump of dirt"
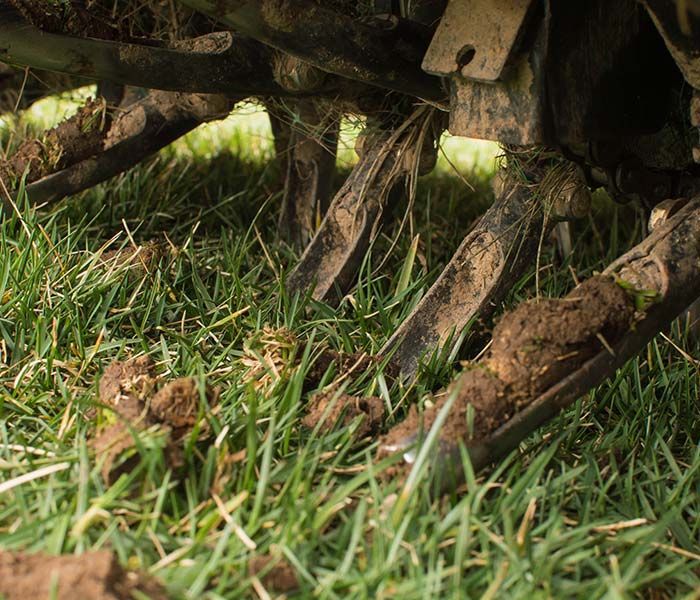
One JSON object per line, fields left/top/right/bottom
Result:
{"left": 99, "top": 355, "right": 157, "bottom": 420}
{"left": 303, "top": 391, "right": 385, "bottom": 437}
{"left": 381, "top": 276, "right": 637, "bottom": 453}
{"left": 301, "top": 348, "right": 397, "bottom": 438}
{"left": 100, "top": 241, "right": 166, "bottom": 277}
{"left": 151, "top": 377, "right": 219, "bottom": 435}
{"left": 0, "top": 550, "right": 167, "bottom": 600}
{"left": 92, "top": 356, "right": 218, "bottom": 482}
{"left": 93, "top": 355, "right": 159, "bottom": 482}
{"left": 488, "top": 276, "right": 634, "bottom": 402}
{"left": 1, "top": 98, "right": 109, "bottom": 184}
{"left": 249, "top": 554, "right": 299, "bottom": 593}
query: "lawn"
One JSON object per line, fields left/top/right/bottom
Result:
{"left": 0, "top": 94, "right": 698, "bottom": 599}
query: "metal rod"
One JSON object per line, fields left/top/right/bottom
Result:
{"left": 0, "top": 5, "right": 285, "bottom": 96}
{"left": 381, "top": 169, "right": 550, "bottom": 377}
{"left": 176, "top": 0, "right": 443, "bottom": 99}
{"left": 18, "top": 91, "right": 231, "bottom": 207}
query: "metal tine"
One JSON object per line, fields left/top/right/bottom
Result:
{"left": 381, "top": 158, "right": 591, "bottom": 378}
{"left": 277, "top": 100, "right": 339, "bottom": 249}
{"left": 286, "top": 106, "right": 438, "bottom": 303}
{"left": 5, "top": 91, "right": 231, "bottom": 212}
{"left": 379, "top": 196, "right": 700, "bottom": 487}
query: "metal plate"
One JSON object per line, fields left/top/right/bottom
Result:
{"left": 448, "top": 16, "right": 548, "bottom": 145}
{"left": 422, "top": 0, "right": 533, "bottom": 81}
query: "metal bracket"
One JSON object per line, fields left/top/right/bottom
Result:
{"left": 422, "top": 0, "right": 533, "bottom": 81}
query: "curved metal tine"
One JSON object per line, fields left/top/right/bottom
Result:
{"left": 380, "top": 169, "right": 549, "bottom": 378}
{"left": 379, "top": 197, "right": 700, "bottom": 487}
{"left": 0, "top": 6, "right": 284, "bottom": 97}
{"left": 278, "top": 100, "right": 339, "bottom": 249}
{"left": 285, "top": 115, "right": 423, "bottom": 303}
{"left": 15, "top": 91, "right": 231, "bottom": 209}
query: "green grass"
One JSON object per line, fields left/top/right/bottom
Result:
{"left": 0, "top": 98, "right": 699, "bottom": 599}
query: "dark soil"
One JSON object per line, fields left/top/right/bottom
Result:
{"left": 0, "top": 550, "right": 167, "bottom": 600}
{"left": 381, "top": 276, "right": 636, "bottom": 451}
{"left": 303, "top": 391, "right": 385, "bottom": 437}
{"left": 249, "top": 554, "right": 299, "bottom": 593}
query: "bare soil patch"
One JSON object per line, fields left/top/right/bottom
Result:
{"left": 0, "top": 550, "right": 167, "bottom": 600}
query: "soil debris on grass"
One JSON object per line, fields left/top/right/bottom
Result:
{"left": 100, "top": 241, "right": 167, "bottom": 276}
{"left": 303, "top": 391, "right": 385, "bottom": 437}
{"left": 92, "top": 356, "right": 218, "bottom": 482}
{"left": 99, "top": 355, "right": 158, "bottom": 421}
{"left": 241, "top": 332, "right": 396, "bottom": 395}
{"left": 249, "top": 554, "right": 299, "bottom": 594}
{"left": 150, "top": 377, "right": 220, "bottom": 437}
{"left": 380, "top": 276, "right": 638, "bottom": 454}
{"left": 0, "top": 549, "right": 167, "bottom": 600}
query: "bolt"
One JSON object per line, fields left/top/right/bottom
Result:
{"left": 553, "top": 180, "right": 592, "bottom": 221}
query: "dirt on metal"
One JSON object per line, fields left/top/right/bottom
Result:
{"left": 0, "top": 550, "right": 167, "bottom": 600}
{"left": 277, "top": 100, "right": 338, "bottom": 247}
{"left": 7, "top": 0, "right": 120, "bottom": 40}
{"left": 260, "top": 0, "right": 304, "bottom": 32}
{"left": 381, "top": 276, "right": 636, "bottom": 448}
{"left": 286, "top": 115, "right": 430, "bottom": 301}
{"left": 1, "top": 98, "right": 109, "bottom": 183}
